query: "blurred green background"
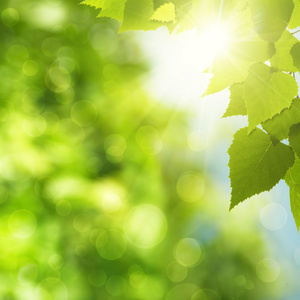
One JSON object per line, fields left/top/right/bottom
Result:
{"left": 0, "top": 0, "right": 295, "bottom": 299}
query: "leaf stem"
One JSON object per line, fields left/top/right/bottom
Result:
{"left": 291, "top": 29, "right": 300, "bottom": 35}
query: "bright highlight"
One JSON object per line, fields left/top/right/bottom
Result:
{"left": 140, "top": 20, "right": 234, "bottom": 105}
{"left": 200, "top": 22, "right": 232, "bottom": 57}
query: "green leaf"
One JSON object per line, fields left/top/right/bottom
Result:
{"left": 98, "top": 0, "right": 127, "bottom": 21}
{"left": 285, "top": 157, "right": 300, "bottom": 231}
{"left": 249, "top": 0, "right": 294, "bottom": 42}
{"left": 289, "top": 0, "right": 300, "bottom": 29}
{"left": 262, "top": 98, "right": 300, "bottom": 142}
{"left": 223, "top": 83, "right": 247, "bottom": 117}
{"left": 289, "top": 186, "right": 300, "bottom": 231}
{"left": 227, "top": 9, "right": 276, "bottom": 62}
{"left": 150, "top": 3, "right": 176, "bottom": 23}
{"left": 81, "top": 0, "right": 100, "bottom": 7}
{"left": 229, "top": 127, "right": 295, "bottom": 209}
{"left": 291, "top": 42, "right": 300, "bottom": 71}
{"left": 286, "top": 157, "right": 300, "bottom": 186}
{"left": 81, "top": 0, "right": 127, "bottom": 21}
{"left": 270, "top": 30, "right": 299, "bottom": 72}
{"left": 119, "top": 0, "right": 160, "bottom": 32}
{"left": 289, "top": 122, "right": 300, "bottom": 158}
{"left": 230, "top": 37, "right": 275, "bottom": 63}
{"left": 244, "top": 63, "right": 298, "bottom": 131}
{"left": 204, "top": 57, "right": 250, "bottom": 96}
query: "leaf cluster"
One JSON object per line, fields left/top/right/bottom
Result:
{"left": 83, "top": 0, "right": 300, "bottom": 231}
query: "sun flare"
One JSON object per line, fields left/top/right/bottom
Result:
{"left": 200, "top": 22, "right": 232, "bottom": 58}
{"left": 139, "top": 21, "right": 234, "bottom": 105}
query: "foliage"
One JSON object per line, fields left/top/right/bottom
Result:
{"left": 84, "top": 0, "right": 300, "bottom": 230}
{"left": 0, "top": 0, "right": 288, "bottom": 298}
